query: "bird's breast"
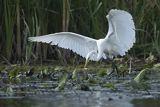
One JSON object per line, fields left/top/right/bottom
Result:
{"left": 104, "top": 41, "right": 119, "bottom": 57}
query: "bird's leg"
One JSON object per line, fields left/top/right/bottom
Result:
{"left": 108, "top": 58, "right": 119, "bottom": 76}
{"left": 111, "top": 60, "right": 119, "bottom": 75}
{"left": 84, "top": 58, "right": 89, "bottom": 68}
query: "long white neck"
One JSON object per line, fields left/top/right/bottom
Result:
{"left": 96, "top": 39, "right": 106, "bottom": 61}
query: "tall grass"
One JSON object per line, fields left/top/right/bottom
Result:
{"left": 16, "top": 0, "right": 21, "bottom": 61}
{"left": 0, "top": 0, "right": 160, "bottom": 64}
{"left": 3, "top": 0, "right": 16, "bottom": 60}
{"left": 153, "top": 23, "right": 160, "bottom": 56}
{"left": 0, "top": 0, "right": 2, "bottom": 51}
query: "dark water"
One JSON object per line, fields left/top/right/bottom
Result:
{"left": 0, "top": 92, "right": 133, "bottom": 107}
{"left": 131, "top": 98, "right": 160, "bottom": 107}
{"left": 0, "top": 93, "right": 160, "bottom": 107}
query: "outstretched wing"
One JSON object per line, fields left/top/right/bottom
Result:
{"left": 28, "top": 32, "right": 98, "bottom": 60}
{"left": 105, "top": 9, "right": 135, "bottom": 56}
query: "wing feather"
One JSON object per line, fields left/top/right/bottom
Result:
{"left": 106, "top": 9, "right": 135, "bottom": 56}
{"left": 28, "top": 32, "right": 98, "bottom": 60}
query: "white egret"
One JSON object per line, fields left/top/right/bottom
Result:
{"left": 28, "top": 9, "right": 135, "bottom": 71}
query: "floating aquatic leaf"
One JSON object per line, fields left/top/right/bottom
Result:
{"left": 153, "top": 63, "right": 160, "bottom": 69}
{"left": 55, "top": 73, "right": 68, "bottom": 91}
{"left": 102, "top": 82, "right": 116, "bottom": 90}
{"left": 6, "top": 85, "right": 14, "bottom": 96}
{"left": 134, "top": 68, "right": 149, "bottom": 83}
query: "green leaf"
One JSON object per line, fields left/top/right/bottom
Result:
{"left": 55, "top": 73, "right": 68, "bottom": 91}
{"left": 134, "top": 68, "right": 149, "bottom": 83}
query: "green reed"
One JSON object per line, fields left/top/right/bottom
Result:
{"left": 0, "top": 0, "right": 160, "bottom": 64}
{"left": 3, "top": 0, "right": 16, "bottom": 60}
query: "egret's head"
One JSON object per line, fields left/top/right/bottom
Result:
{"left": 106, "top": 15, "right": 109, "bottom": 19}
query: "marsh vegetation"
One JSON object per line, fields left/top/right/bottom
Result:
{"left": 0, "top": 0, "right": 160, "bottom": 64}
{"left": 0, "top": 0, "right": 160, "bottom": 107}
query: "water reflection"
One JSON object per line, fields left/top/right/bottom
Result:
{"left": 0, "top": 97, "right": 35, "bottom": 107}
{"left": 0, "top": 92, "right": 160, "bottom": 107}
{"left": 0, "top": 91, "right": 133, "bottom": 107}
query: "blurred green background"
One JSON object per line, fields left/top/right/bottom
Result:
{"left": 0, "top": 0, "right": 160, "bottom": 64}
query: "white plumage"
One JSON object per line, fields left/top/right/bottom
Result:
{"left": 28, "top": 9, "right": 135, "bottom": 62}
